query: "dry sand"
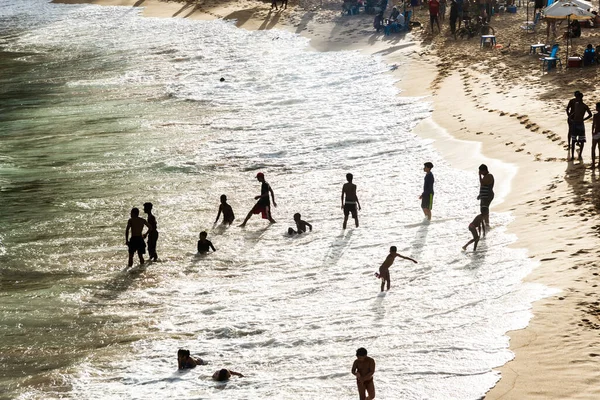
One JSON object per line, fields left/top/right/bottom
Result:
{"left": 52, "top": 0, "right": 600, "bottom": 397}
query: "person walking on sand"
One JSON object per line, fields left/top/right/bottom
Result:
{"left": 567, "top": 91, "right": 592, "bottom": 161}
{"left": 591, "top": 103, "right": 600, "bottom": 168}
{"left": 215, "top": 194, "right": 235, "bottom": 225}
{"left": 270, "top": 0, "right": 278, "bottom": 10}
{"left": 429, "top": 0, "right": 441, "bottom": 33}
{"left": 477, "top": 164, "right": 494, "bottom": 228}
{"left": 449, "top": 0, "right": 458, "bottom": 34}
{"left": 351, "top": 348, "right": 376, "bottom": 400}
{"left": 143, "top": 202, "right": 158, "bottom": 262}
{"left": 125, "top": 207, "right": 150, "bottom": 268}
{"left": 240, "top": 172, "right": 277, "bottom": 226}
{"left": 341, "top": 173, "right": 361, "bottom": 229}
{"left": 462, "top": 214, "right": 486, "bottom": 251}
{"left": 377, "top": 246, "right": 418, "bottom": 292}
{"left": 419, "top": 162, "right": 434, "bottom": 221}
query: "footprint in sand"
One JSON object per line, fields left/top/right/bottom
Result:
{"left": 499, "top": 111, "right": 506, "bottom": 116}
{"left": 510, "top": 113, "right": 518, "bottom": 117}
{"left": 505, "top": 141, "right": 514, "bottom": 145}
{"left": 515, "top": 148, "right": 524, "bottom": 152}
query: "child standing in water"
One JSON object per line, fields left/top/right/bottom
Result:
{"left": 288, "top": 213, "right": 313, "bottom": 235}
{"left": 214, "top": 194, "right": 235, "bottom": 225}
{"left": 197, "top": 231, "right": 216, "bottom": 253}
{"left": 351, "top": 347, "right": 376, "bottom": 400}
{"left": 377, "top": 246, "right": 418, "bottom": 292}
{"left": 462, "top": 214, "right": 486, "bottom": 251}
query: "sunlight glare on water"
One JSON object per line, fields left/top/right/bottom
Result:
{"left": 0, "top": 1, "right": 555, "bottom": 399}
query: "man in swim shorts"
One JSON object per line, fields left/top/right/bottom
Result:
{"left": 341, "top": 173, "right": 361, "bottom": 229}
{"left": 419, "top": 162, "right": 434, "bottom": 221}
{"left": 566, "top": 91, "right": 592, "bottom": 161}
{"left": 352, "top": 347, "right": 376, "bottom": 400}
{"left": 592, "top": 102, "right": 600, "bottom": 168}
{"left": 125, "top": 207, "right": 150, "bottom": 268}
{"left": 378, "top": 246, "right": 418, "bottom": 292}
{"left": 240, "top": 172, "right": 277, "bottom": 227}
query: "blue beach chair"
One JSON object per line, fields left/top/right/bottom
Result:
{"left": 541, "top": 44, "right": 561, "bottom": 72}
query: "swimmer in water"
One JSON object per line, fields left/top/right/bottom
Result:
{"left": 197, "top": 231, "right": 216, "bottom": 253}
{"left": 177, "top": 349, "right": 205, "bottom": 369}
{"left": 212, "top": 368, "right": 244, "bottom": 381}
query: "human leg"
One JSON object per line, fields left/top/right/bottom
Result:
{"left": 240, "top": 210, "right": 253, "bottom": 227}
{"left": 357, "top": 381, "right": 367, "bottom": 400}
{"left": 365, "top": 379, "right": 376, "bottom": 400}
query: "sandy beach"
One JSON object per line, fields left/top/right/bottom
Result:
{"left": 51, "top": 0, "right": 600, "bottom": 397}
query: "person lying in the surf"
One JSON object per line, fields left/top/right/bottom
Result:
{"left": 288, "top": 213, "right": 313, "bottom": 235}
{"left": 177, "top": 349, "right": 205, "bottom": 369}
{"left": 212, "top": 368, "right": 244, "bottom": 381}
{"left": 197, "top": 231, "right": 216, "bottom": 253}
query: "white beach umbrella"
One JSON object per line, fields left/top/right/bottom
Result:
{"left": 543, "top": 1, "right": 594, "bottom": 61}
{"left": 544, "top": 0, "right": 594, "bottom": 19}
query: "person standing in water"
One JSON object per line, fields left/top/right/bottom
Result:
{"left": 197, "top": 231, "right": 216, "bottom": 253}
{"left": 125, "top": 207, "right": 149, "bottom": 268}
{"left": 215, "top": 194, "right": 235, "bottom": 225}
{"left": 419, "top": 162, "right": 434, "bottom": 221}
{"left": 240, "top": 172, "right": 277, "bottom": 226}
{"left": 143, "top": 202, "right": 158, "bottom": 262}
{"left": 351, "top": 347, "right": 376, "bottom": 400}
{"left": 477, "top": 164, "right": 494, "bottom": 228}
{"left": 341, "top": 173, "right": 361, "bottom": 229}
{"left": 377, "top": 246, "right": 418, "bottom": 292}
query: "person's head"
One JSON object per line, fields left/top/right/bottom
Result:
{"left": 478, "top": 164, "right": 488, "bottom": 174}
{"left": 131, "top": 207, "right": 139, "bottom": 217}
{"left": 256, "top": 172, "right": 265, "bottom": 182}
{"left": 424, "top": 162, "right": 433, "bottom": 172}
{"left": 199, "top": 231, "right": 207, "bottom": 240}
{"left": 143, "top": 202, "right": 153, "bottom": 213}
{"left": 293, "top": 213, "right": 301, "bottom": 221}
{"left": 216, "top": 368, "right": 231, "bottom": 381}
{"left": 587, "top": 43, "right": 593, "bottom": 50}
{"left": 575, "top": 90, "right": 583, "bottom": 99}
{"left": 346, "top": 173, "right": 353, "bottom": 183}
{"left": 390, "top": 246, "right": 397, "bottom": 253}
{"left": 220, "top": 194, "right": 227, "bottom": 204}
{"left": 220, "top": 77, "right": 225, "bottom": 82}
{"left": 356, "top": 347, "right": 368, "bottom": 360}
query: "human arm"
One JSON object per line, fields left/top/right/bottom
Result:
{"left": 215, "top": 205, "right": 222, "bottom": 224}
{"left": 306, "top": 221, "right": 313, "bottom": 232}
{"left": 125, "top": 220, "right": 131, "bottom": 244}
{"left": 351, "top": 360, "right": 360, "bottom": 378}
{"left": 585, "top": 106, "right": 593, "bottom": 121}
{"left": 269, "top": 186, "right": 277, "bottom": 208}
{"left": 341, "top": 186, "right": 345, "bottom": 209}
{"left": 210, "top": 241, "right": 216, "bottom": 252}
{"left": 356, "top": 196, "right": 361, "bottom": 211}
{"left": 481, "top": 220, "right": 486, "bottom": 238}
{"left": 197, "top": 241, "right": 201, "bottom": 253}
{"left": 229, "top": 370, "right": 244, "bottom": 377}
{"left": 593, "top": 115, "right": 597, "bottom": 134}
{"left": 397, "top": 254, "right": 418, "bottom": 263}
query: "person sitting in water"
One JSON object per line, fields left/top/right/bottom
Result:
{"left": 214, "top": 194, "right": 235, "bottom": 225}
{"left": 212, "top": 368, "right": 244, "bottom": 381}
{"left": 288, "top": 213, "right": 313, "bottom": 235}
{"left": 177, "top": 349, "right": 205, "bottom": 369}
{"left": 197, "top": 231, "right": 216, "bottom": 253}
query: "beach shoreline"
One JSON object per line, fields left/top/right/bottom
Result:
{"left": 51, "top": 0, "right": 600, "bottom": 397}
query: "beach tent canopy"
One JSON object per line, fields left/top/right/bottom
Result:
{"left": 544, "top": 0, "right": 594, "bottom": 19}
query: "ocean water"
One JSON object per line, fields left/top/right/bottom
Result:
{"left": 0, "top": 1, "right": 553, "bottom": 399}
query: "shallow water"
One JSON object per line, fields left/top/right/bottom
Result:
{"left": 0, "top": 1, "right": 553, "bottom": 399}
